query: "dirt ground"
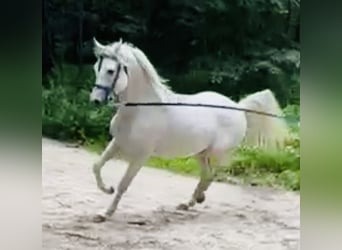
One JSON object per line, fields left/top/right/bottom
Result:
{"left": 42, "top": 138, "right": 300, "bottom": 250}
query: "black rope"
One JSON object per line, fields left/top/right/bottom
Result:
{"left": 123, "top": 102, "right": 285, "bottom": 119}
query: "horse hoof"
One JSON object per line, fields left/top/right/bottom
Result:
{"left": 108, "top": 186, "right": 115, "bottom": 194}
{"left": 196, "top": 193, "right": 205, "bottom": 203}
{"left": 103, "top": 186, "right": 115, "bottom": 195}
{"left": 93, "top": 214, "right": 107, "bottom": 223}
{"left": 176, "top": 203, "right": 189, "bottom": 211}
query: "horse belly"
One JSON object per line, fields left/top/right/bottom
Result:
{"left": 153, "top": 113, "right": 215, "bottom": 158}
{"left": 153, "top": 133, "right": 211, "bottom": 158}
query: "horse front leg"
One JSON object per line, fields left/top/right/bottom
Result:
{"left": 109, "top": 114, "right": 117, "bottom": 137}
{"left": 93, "top": 138, "right": 119, "bottom": 194}
{"left": 93, "top": 157, "right": 146, "bottom": 222}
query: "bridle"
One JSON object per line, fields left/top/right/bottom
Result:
{"left": 94, "top": 56, "right": 128, "bottom": 99}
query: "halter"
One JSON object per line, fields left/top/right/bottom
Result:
{"left": 94, "top": 56, "right": 128, "bottom": 99}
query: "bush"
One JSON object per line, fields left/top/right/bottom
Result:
{"left": 283, "top": 104, "right": 300, "bottom": 132}
{"left": 42, "top": 65, "right": 114, "bottom": 142}
{"left": 214, "top": 132, "right": 300, "bottom": 190}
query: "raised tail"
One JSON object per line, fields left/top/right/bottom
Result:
{"left": 239, "top": 89, "right": 289, "bottom": 149}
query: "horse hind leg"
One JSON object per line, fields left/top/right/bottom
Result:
{"left": 176, "top": 146, "right": 234, "bottom": 211}
{"left": 177, "top": 151, "right": 213, "bottom": 210}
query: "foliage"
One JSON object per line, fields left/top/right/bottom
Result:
{"left": 43, "top": 0, "right": 300, "bottom": 105}
{"left": 283, "top": 104, "right": 300, "bottom": 117}
{"left": 217, "top": 133, "right": 300, "bottom": 190}
{"left": 169, "top": 48, "right": 300, "bottom": 105}
{"left": 42, "top": 65, "right": 114, "bottom": 142}
{"left": 283, "top": 104, "right": 300, "bottom": 132}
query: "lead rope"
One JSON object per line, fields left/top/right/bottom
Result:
{"left": 109, "top": 101, "right": 298, "bottom": 123}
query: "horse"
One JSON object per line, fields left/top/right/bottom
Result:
{"left": 89, "top": 38, "right": 289, "bottom": 222}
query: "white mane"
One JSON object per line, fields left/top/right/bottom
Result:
{"left": 95, "top": 39, "right": 175, "bottom": 101}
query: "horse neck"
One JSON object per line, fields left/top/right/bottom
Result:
{"left": 125, "top": 67, "right": 174, "bottom": 103}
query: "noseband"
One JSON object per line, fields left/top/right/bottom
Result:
{"left": 94, "top": 56, "right": 128, "bottom": 99}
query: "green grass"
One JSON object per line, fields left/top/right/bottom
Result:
{"left": 84, "top": 132, "right": 300, "bottom": 191}
{"left": 147, "top": 146, "right": 299, "bottom": 191}
{"left": 148, "top": 157, "right": 201, "bottom": 176}
{"left": 214, "top": 144, "right": 300, "bottom": 190}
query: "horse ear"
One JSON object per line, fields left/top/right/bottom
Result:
{"left": 114, "top": 38, "right": 124, "bottom": 54}
{"left": 93, "top": 37, "right": 105, "bottom": 56}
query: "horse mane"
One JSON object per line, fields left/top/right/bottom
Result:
{"left": 131, "top": 45, "right": 176, "bottom": 100}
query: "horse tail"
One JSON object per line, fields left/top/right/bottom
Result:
{"left": 239, "top": 89, "right": 289, "bottom": 149}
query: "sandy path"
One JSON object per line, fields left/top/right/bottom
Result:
{"left": 42, "top": 138, "right": 299, "bottom": 250}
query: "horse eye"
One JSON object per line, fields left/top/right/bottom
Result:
{"left": 107, "top": 70, "right": 114, "bottom": 75}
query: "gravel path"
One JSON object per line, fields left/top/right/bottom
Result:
{"left": 42, "top": 138, "right": 300, "bottom": 250}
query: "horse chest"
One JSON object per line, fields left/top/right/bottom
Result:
{"left": 114, "top": 115, "right": 163, "bottom": 157}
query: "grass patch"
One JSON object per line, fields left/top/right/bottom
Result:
{"left": 148, "top": 157, "right": 200, "bottom": 176}
{"left": 84, "top": 133, "right": 300, "bottom": 191}
{"left": 148, "top": 133, "right": 300, "bottom": 191}
{"left": 214, "top": 143, "right": 300, "bottom": 190}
